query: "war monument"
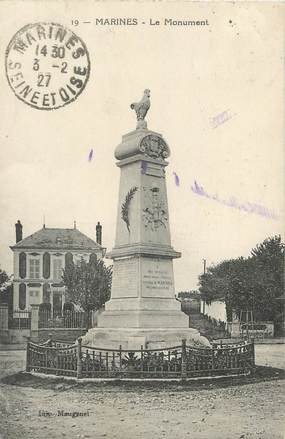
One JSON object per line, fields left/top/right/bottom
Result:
{"left": 83, "top": 90, "right": 210, "bottom": 349}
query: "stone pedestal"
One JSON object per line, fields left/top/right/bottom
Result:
{"left": 83, "top": 127, "right": 210, "bottom": 349}
{"left": 83, "top": 327, "right": 208, "bottom": 350}
{"left": 0, "top": 304, "right": 8, "bottom": 331}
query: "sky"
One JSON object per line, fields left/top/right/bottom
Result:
{"left": 0, "top": 1, "right": 284, "bottom": 291}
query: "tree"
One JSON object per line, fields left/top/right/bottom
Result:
{"left": 198, "top": 235, "right": 285, "bottom": 325}
{"left": 0, "top": 269, "right": 13, "bottom": 311}
{"left": 62, "top": 258, "right": 112, "bottom": 312}
{"left": 223, "top": 257, "right": 256, "bottom": 321}
{"left": 0, "top": 269, "right": 9, "bottom": 290}
{"left": 199, "top": 259, "right": 233, "bottom": 304}
{"left": 250, "top": 235, "right": 284, "bottom": 324}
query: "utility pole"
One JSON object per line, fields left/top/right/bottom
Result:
{"left": 202, "top": 259, "right": 207, "bottom": 315}
{"left": 203, "top": 259, "right": 206, "bottom": 275}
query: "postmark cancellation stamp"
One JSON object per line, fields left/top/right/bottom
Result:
{"left": 5, "top": 22, "right": 90, "bottom": 110}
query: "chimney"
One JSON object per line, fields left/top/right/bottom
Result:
{"left": 96, "top": 221, "right": 102, "bottom": 245}
{"left": 15, "top": 220, "right": 23, "bottom": 243}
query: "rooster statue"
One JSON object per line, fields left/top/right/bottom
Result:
{"left": 130, "top": 89, "right": 151, "bottom": 129}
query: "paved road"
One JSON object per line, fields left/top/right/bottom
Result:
{"left": 0, "top": 344, "right": 284, "bottom": 439}
{"left": 0, "top": 350, "right": 26, "bottom": 379}
{"left": 0, "top": 373, "right": 284, "bottom": 439}
{"left": 255, "top": 344, "right": 285, "bottom": 370}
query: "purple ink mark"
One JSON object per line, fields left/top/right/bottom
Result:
{"left": 211, "top": 109, "right": 236, "bottom": 129}
{"left": 173, "top": 172, "right": 180, "bottom": 186}
{"left": 141, "top": 161, "right": 148, "bottom": 174}
{"left": 88, "top": 148, "right": 93, "bottom": 162}
{"left": 191, "top": 180, "right": 279, "bottom": 220}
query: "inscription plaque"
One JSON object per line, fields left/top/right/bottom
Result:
{"left": 141, "top": 258, "right": 174, "bottom": 298}
{"left": 112, "top": 257, "right": 139, "bottom": 298}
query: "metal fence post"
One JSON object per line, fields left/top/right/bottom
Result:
{"left": 211, "top": 346, "right": 215, "bottom": 372}
{"left": 77, "top": 337, "right": 82, "bottom": 379}
{"left": 48, "top": 333, "right": 53, "bottom": 347}
{"left": 26, "top": 336, "right": 31, "bottom": 372}
{"left": 119, "top": 345, "right": 122, "bottom": 372}
{"left": 181, "top": 338, "right": 187, "bottom": 382}
{"left": 250, "top": 337, "right": 255, "bottom": 372}
{"left": 140, "top": 344, "right": 144, "bottom": 377}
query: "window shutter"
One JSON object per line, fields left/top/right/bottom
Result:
{"left": 43, "top": 252, "right": 50, "bottom": 279}
{"left": 19, "top": 283, "right": 26, "bottom": 310}
{"left": 65, "top": 252, "right": 73, "bottom": 268}
{"left": 19, "top": 252, "right": 26, "bottom": 279}
{"left": 43, "top": 283, "right": 50, "bottom": 303}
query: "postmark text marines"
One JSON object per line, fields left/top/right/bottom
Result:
{"left": 5, "top": 23, "right": 90, "bottom": 110}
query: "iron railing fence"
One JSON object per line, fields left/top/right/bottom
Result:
{"left": 26, "top": 338, "right": 255, "bottom": 380}
{"left": 38, "top": 310, "right": 91, "bottom": 329}
{"left": 9, "top": 310, "right": 31, "bottom": 329}
{"left": 240, "top": 323, "right": 273, "bottom": 339}
{"left": 226, "top": 321, "right": 274, "bottom": 339}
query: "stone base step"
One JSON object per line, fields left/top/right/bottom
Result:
{"left": 81, "top": 327, "right": 211, "bottom": 350}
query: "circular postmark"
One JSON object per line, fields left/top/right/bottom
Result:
{"left": 5, "top": 22, "right": 90, "bottom": 110}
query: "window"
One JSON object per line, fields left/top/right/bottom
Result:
{"left": 53, "top": 258, "right": 63, "bottom": 281}
{"left": 19, "top": 252, "right": 26, "bottom": 278}
{"left": 19, "top": 283, "right": 26, "bottom": 310}
{"left": 29, "top": 290, "right": 41, "bottom": 305}
{"left": 29, "top": 258, "right": 40, "bottom": 279}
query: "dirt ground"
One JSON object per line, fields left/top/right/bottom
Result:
{"left": 0, "top": 345, "right": 284, "bottom": 439}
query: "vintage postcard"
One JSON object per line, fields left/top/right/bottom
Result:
{"left": 0, "top": 1, "right": 284, "bottom": 438}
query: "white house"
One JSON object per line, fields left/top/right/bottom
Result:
{"left": 11, "top": 220, "right": 105, "bottom": 316}
{"left": 200, "top": 299, "right": 227, "bottom": 323}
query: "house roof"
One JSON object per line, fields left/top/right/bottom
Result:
{"left": 10, "top": 227, "right": 103, "bottom": 251}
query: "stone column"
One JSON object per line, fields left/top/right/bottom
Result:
{"left": 62, "top": 287, "right": 66, "bottom": 311}
{"left": 30, "top": 304, "right": 40, "bottom": 341}
{"left": 50, "top": 286, "right": 54, "bottom": 318}
{"left": 0, "top": 304, "right": 9, "bottom": 344}
{"left": 230, "top": 322, "right": 241, "bottom": 338}
{"left": 0, "top": 304, "right": 8, "bottom": 331}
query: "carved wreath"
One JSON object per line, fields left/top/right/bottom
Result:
{"left": 121, "top": 187, "right": 138, "bottom": 232}
{"left": 139, "top": 135, "right": 170, "bottom": 160}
